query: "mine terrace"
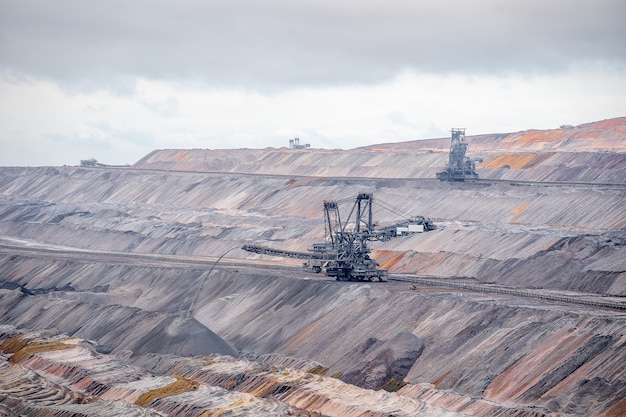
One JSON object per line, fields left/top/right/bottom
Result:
{"left": 1, "top": 117, "right": 626, "bottom": 416}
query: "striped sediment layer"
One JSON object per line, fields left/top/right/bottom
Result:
{"left": 2, "top": 325, "right": 572, "bottom": 417}
{"left": 3, "top": 322, "right": 621, "bottom": 416}
{"left": 1, "top": 162, "right": 624, "bottom": 295}
{"left": 0, "top": 117, "right": 625, "bottom": 416}
{"left": 134, "top": 117, "right": 626, "bottom": 183}
{"left": 5, "top": 252, "right": 624, "bottom": 415}
{"left": 0, "top": 326, "right": 464, "bottom": 417}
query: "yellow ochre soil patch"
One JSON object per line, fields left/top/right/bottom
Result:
{"left": 372, "top": 250, "right": 406, "bottom": 270}
{"left": 135, "top": 375, "right": 199, "bottom": 407}
{"left": 480, "top": 153, "right": 554, "bottom": 169}
{"left": 249, "top": 379, "right": 281, "bottom": 397}
{"left": 379, "top": 377, "right": 408, "bottom": 392}
{"left": 584, "top": 117, "right": 626, "bottom": 129}
{"left": 432, "top": 369, "right": 453, "bottom": 389}
{"left": 483, "top": 328, "right": 593, "bottom": 402}
{"left": 603, "top": 395, "right": 626, "bottom": 417}
{"left": 511, "top": 203, "right": 527, "bottom": 223}
{"left": 0, "top": 335, "right": 28, "bottom": 355}
{"left": 511, "top": 204, "right": 527, "bottom": 216}
{"left": 307, "top": 365, "right": 329, "bottom": 376}
{"left": 174, "top": 150, "right": 189, "bottom": 161}
{"left": 513, "top": 130, "right": 570, "bottom": 143}
{"left": 0, "top": 336, "right": 74, "bottom": 363}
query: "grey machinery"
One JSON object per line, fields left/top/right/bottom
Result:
{"left": 436, "top": 128, "right": 482, "bottom": 181}
{"left": 243, "top": 193, "right": 433, "bottom": 282}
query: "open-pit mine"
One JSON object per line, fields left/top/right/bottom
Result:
{"left": 1, "top": 118, "right": 625, "bottom": 416}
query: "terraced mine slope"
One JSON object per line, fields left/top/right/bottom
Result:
{"left": 0, "top": 117, "right": 625, "bottom": 416}
{"left": 136, "top": 117, "right": 626, "bottom": 183}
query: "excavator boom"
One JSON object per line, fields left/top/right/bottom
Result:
{"left": 242, "top": 193, "right": 432, "bottom": 282}
{"left": 242, "top": 244, "right": 331, "bottom": 260}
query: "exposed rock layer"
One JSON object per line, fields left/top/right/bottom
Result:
{"left": 1, "top": 253, "right": 625, "bottom": 416}
{"left": 0, "top": 117, "right": 625, "bottom": 415}
{"left": 135, "top": 118, "right": 626, "bottom": 183}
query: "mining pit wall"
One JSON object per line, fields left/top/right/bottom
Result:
{"left": 0, "top": 117, "right": 625, "bottom": 416}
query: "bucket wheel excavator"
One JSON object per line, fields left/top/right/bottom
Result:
{"left": 436, "top": 128, "right": 482, "bottom": 181}
{"left": 243, "top": 193, "right": 433, "bottom": 282}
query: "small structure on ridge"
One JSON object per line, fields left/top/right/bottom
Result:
{"left": 289, "top": 137, "right": 310, "bottom": 149}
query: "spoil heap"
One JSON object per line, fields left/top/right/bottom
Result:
{"left": 0, "top": 117, "right": 624, "bottom": 416}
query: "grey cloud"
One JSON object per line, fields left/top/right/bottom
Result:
{"left": 1, "top": 0, "right": 624, "bottom": 92}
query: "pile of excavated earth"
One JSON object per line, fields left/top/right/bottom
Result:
{"left": 0, "top": 117, "right": 625, "bottom": 416}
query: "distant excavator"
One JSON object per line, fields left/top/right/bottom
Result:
{"left": 243, "top": 193, "right": 433, "bottom": 282}
{"left": 436, "top": 128, "right": 482, "bottom": 181}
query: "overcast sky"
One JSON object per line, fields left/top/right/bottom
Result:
{"left": 1, "top": 0, "right": 625, "bottom": 166}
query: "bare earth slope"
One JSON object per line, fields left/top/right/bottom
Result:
{"left": 135, "top": 117, "right": 626, "bottom": 183}
{"left": 0, "top": 117, "right": 625, "bottom": 416}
